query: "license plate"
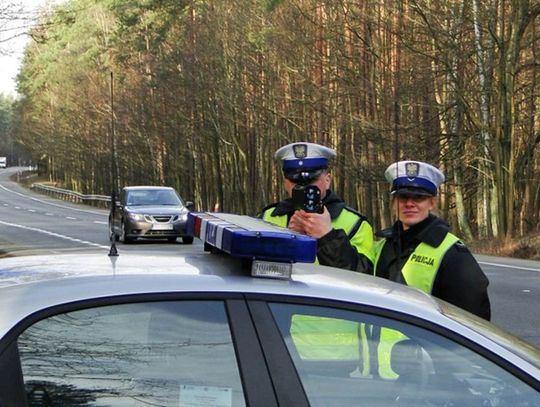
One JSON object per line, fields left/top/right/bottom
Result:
{"left": 152, "top": 223, "right": 173, "bottom": 230}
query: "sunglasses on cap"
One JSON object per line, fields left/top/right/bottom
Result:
{"left": 284, "top": 169, "right": 325, "bottom": 184}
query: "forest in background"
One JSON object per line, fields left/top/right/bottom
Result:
{"left": 2, "top": 0, "right": 540, "bottom": 243}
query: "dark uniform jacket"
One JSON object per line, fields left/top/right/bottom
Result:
{"left": 260, "top": 190, "right": 373, "bottom": 273}
{"left": 374, "top": 214, "right": 491, "bottom": 320}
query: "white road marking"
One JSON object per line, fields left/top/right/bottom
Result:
{"left": 478, "top": 261, "right": 540, "bottom": 272}
{"left": 94, "top": 221, "right": 108, "bottom": 225}
{"left": 0, "top": 184, "right": 107, "bottom": 216}
{"left": 66, "top": 216, "right": 77, "bottom": 220}
{"left": 0, "top": 220, "right": 109, "bottom": 249}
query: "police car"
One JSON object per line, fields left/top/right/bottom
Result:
{"left": 0, "top": 213, "right": 538, "bottom": 407}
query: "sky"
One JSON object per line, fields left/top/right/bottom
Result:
{"left": 0, "top": 0, "right": 62, "bottom": 97}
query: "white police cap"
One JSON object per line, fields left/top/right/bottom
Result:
{"left": 275, "top": 142, "right": 336, "bottom": 172}
{"left": 385, "top": 160, "right": 445, "bottom": 196}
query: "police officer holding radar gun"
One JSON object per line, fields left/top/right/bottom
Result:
{"left": 261, "top": 142, "right": 373, "bottom": 273}
{"left": 373, "top": 160, "right": 491, "bottom": 320}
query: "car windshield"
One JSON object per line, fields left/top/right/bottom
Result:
{"left": 126, "top": 189, "right": 182, "bottom": 206}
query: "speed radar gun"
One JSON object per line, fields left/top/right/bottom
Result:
{"left": 292, "top": 184, "right": 323, "bottom": 213}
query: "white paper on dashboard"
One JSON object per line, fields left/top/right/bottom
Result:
{"left": 179, "top": 384, "right": 232, "bottom": 407}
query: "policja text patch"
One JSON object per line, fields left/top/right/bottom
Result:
{"left": 410, "top": 253, "right": 435, "bottom": 266}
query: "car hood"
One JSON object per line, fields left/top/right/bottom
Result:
{"left": 125, "top": 205, "right": 186, "bottom": 215}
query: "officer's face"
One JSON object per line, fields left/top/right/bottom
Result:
{"left": 284, "top": 172, "right": 331, "bottom": 199}
{"left": 393, "top": 194, "right": 435, "bottom": 230}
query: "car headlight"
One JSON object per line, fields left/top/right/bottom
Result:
{"left": 128, "top": 213, "right": 145, "bottom": 221}
{"left": 175, "top": 209, "right": 189, "bottom": 222}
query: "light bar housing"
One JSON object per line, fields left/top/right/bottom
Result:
{"left": 187, "top": 212, "right": 317, "bottom": 263}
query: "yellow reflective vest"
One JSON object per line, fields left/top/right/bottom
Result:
{"left": 372, "top": 232, "right": 460, "bottom": 378}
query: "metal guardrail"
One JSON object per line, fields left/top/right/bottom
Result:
{"left": 31, "top": 183, "right": 111, "bottom": 208}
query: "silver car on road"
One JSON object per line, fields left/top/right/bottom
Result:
{"left": 109, "top": 186, "right": 194, "bottom": 244}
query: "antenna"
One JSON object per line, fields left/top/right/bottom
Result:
{"left": 108, "top": 71, "right": 119, "bottom": 257}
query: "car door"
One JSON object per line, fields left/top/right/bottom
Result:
{"left": 2, "top": 292, "right": 538, "bottom": 407}
{"left": 0, "top": 293, "right": 289, "bottom": 407}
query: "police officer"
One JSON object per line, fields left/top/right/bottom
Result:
{"left": 261, "top": 142, "right": 374, "bottom": 372}
{"left": 261, "top": 142, "right": 373, "bottom": 272}
{"left": 373, "top": 160, "right": 491, "bottom": 320}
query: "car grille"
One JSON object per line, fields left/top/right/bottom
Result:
{"left": 146, "top": 215, "right": 175, "bottom": 223}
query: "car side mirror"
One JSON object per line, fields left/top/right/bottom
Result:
{"left": 185, "top": 201, "right": 195, "bottom": 211}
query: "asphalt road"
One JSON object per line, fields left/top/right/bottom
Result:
{"left": 0, "top": 167, "right": 539, "bottom": 347}
{"left": 475, "top": 255, "right": 540, "bottom": 347}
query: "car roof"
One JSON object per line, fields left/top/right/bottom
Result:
{"left": 123, "top": 186, "right": 175, "bottom": 190}
{"left": 0, "top": 249, "right": 538, "bottom": 372}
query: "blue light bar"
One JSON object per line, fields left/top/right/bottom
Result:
{"left": 187, "top": 212, "right": 317, "bottom": 263}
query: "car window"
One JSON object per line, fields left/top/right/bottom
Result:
{"left": 439, "top": 300, "right": 540, "bottom": 368}
{"left": 157, "top": 190, "right": 182, "bottom": 206}
{"left": 126, "top": 190, "right": 181, "bottom": 206}
{"left": 18, "top": 301, "right": 246, "bottom": 407}
{"left": 269, "top": 303, "right": 539, "bottom": 407}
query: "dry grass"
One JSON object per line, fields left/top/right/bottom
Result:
{"left": 470, "top": 232, "right": 540, "bottom": 260}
